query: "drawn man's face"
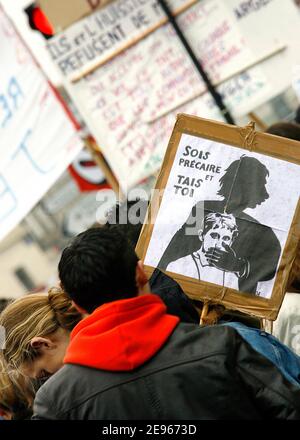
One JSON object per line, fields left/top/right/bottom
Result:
{"left": 200, "top": 225, "right": 234, "bottom": 253}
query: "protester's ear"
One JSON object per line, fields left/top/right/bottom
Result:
{"left": 30, "top": 337, "right": 55, "bottom": 352}
{"left": 136, "top": 260, "right": 148, "bottom": 290}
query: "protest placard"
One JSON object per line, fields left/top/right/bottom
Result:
{"left": 136, "top": 114, "right": 300, "bottom": 320}
{"left": 46, "top": 0, "right": 198, "bottom": 79}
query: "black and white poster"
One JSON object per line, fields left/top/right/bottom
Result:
{"left": 144, "top": 133, "right": 300, "bottom": 299}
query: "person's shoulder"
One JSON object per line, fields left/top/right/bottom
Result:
{"left": 150, "top": 269, "right": 199, "bottom": 324}
{"left": 35, "top": 364, "right": 78, "bottom": 401}
{"left": 34, "top": 363, "right": 108, "bottom": 419}
{"left": 33, "top": 365, "right": 77, "bottom": 419}
{"left": 237, "top": 215, "right": 280, "bottom": 244}
{"left": 169, "top": 321, "right": 240, "bottom": 354}
{"left": 150, "top": 268, "right": 178, "bottom": 288}
{"left": 35, "top": 363, "right": 92, "bottom": 405}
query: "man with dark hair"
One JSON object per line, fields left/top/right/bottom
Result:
{"left": 159, "top": 155, "right": 281, "bottom": 295}
{"left": 32, "top": 226, "right": 300, "bottom": 420}
{"left": 58, "top": 227, "right": 139, "bottom": 314}
{"left": 100, "top": 201, "right": 300, "bottom": 383}
{"left": 105, "top": 199, "right": 199, "bottom": 324}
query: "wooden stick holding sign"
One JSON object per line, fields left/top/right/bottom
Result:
{"left": 136, "top": 114, "right": 300, "bottom": 321}
{"left": 84, "top": 136, "right": 123, "bottom": 198}
{"left": 199, "top": 302, "right": 209, "bottom": 326}
{"left": 247, "top": 112, "right": 267, "bottom": 131}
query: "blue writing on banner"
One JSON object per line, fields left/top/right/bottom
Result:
{"left": 0, "top": 77, "right": 24, "bottom": 128}
{"left": 11, "top": 129, "right": 55, "bottom": 174}
{"left": 0, "top": 174, "right": 17, "bottom": 221}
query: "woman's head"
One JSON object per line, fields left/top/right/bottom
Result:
{"left": 0, "top": 360, "right": 35, "bottom": 420}
{"left": 0, "top": 288, "right": 82, "bottom": 379}
{"left": 0, "top": 363, "right": 18, "bottom": 420}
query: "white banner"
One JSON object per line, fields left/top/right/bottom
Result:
{"left": 47, "top": 0, "right": 279, "bottom": 83}
{"left": 0, "top": 7, "right": 83, "bottom": 242}
{"left": 69, "top": 24, "right": 270, "bottom": 190}
{"left": 46, "top": 0, "right": 198, "bottom": 79}
{"left": 58, "top": 0, "right": 300, "bottom": 190}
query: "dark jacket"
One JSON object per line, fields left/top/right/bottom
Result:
{"left": 33, "top": 295, "right": 300, "bottom": 420}
{"left": 150, "top": 268, "right": 199, "bottom": 323}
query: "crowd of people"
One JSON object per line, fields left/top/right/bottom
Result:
{"left": 0, "top": 119, "right": 300, "bottom": 420}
